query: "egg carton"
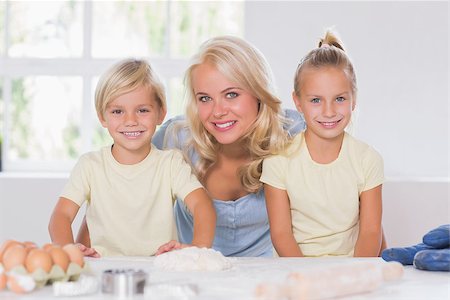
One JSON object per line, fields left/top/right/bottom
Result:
{"left": 0, "top": 261, "right": 90, "bottom": 293}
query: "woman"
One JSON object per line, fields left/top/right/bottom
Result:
{"left": 151, "top": 36, "right": 304, "bottom": 256}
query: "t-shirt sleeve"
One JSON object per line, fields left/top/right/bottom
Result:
{"left": 260, "top": 154, "right": 288, "bottom": 190}
{"left": 170, "top": 150, "right": 204, "bottom": 202}
{"left": 362, "top": 147, "right": 385, "bottom": 191}
{"left": 60, "top": 155, "right": 91, "bottom": 206}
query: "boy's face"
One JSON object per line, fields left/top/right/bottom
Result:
{"left": 99, "top": 85, "right": 166, "bottom": 163}
{"left": 293, "top": 66, "right": 355, "bottom": 142}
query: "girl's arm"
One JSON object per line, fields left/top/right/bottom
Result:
{"left": 48, "top": 197, "right": 80, "bottom": 245}
{"left": 354, "top": 185, "right": 383, "bottom": 257}
{"left": 264, "top": 184, "right": 303, "bottom": 257}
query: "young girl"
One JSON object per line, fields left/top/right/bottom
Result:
{"left": 261, "top": 30, "right": 384, "bottom": 257}
{"left": 48, "top": 59, "right": 215, "bottom": 257}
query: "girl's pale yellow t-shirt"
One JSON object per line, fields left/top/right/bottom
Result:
{"left": 261, "top": 132, "right": 384, "bottom": 257}
{"left": 61, "top": 145, "right": 203, "bottom": 256}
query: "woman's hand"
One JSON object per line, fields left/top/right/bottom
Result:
{"left": 75, "top": 243, "right": 101, "bottom": 258}
{"left": 155, "top": 240, "right": 190, "bottom": 255}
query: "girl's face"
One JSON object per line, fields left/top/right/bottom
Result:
{"left": 293, "top": 66, "right": 355, "bottom": 143}
{"left": 192, "top": 62, "right": 259, "bottom": 146}
{"left": 99, "top": 85, "right": 166, "bottom": 164}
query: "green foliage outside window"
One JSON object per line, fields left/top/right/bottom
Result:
{"left": 1, "top": 1, "right": 243, "bottom": 171}
{"left": 11, "top": 79, "right": 30, "bottom": 159}
{"left": 0, "top": 80, "right": 3, "bottom": 171}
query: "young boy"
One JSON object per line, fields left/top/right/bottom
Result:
{"left": 49, "top": 59, "right": 216, "bottom": 256}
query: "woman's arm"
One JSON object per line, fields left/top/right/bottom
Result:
{"left": 264, "top": 184, "right": 303, "bottom": 257}
{"left": 354, "top": 185, "right": 383, "bottom": 257}
{"left": 152, "top": 115, "right": 186, "bottom": 150}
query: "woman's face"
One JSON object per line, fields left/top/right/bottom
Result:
{"left": 191, "top": 62, "right": 259, "bottom": 146}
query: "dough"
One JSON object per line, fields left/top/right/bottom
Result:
{"left": 153, "top": 247, "right": 232, "bottom": 271}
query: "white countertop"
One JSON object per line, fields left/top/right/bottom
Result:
{"left": 1, "top": 257, "right": 449, "bottom": 299}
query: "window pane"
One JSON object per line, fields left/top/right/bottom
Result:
{"left": 167, "top": 77, "right": 185, "bottom": 119}
{"left": 91, "top": 77, "right": 112, "bottom": 149}
{"left": 92, "top": 122, "right": 112, "bottom": 150}
{"left": 0, "top": 78, "right": 3, "bottom": 171}
{"left": 92, "top": 1, "right": 167, "bottom": 58}
{"left": 8, "top": 77, "right": 82, "bottom": 163}
{"left": 170, "top": 2, "right": 244, "bottom": 57}
{"left": 9, "top": 1, "right": 83, "bottom": 58}
{"left": 0, "top": 3, "right": 5, "bottom": 56}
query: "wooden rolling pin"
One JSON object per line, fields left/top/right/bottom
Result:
{"left": 255, "top": 261, "right": 403, "bottom": 300}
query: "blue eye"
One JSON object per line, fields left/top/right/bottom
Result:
{"left": 226, "top": 92, "right": 238, "bottom": 99}
{"left": 198, "top": 95, "right": 211, "bottom": 102}
{"left": 336, "top": 96, "right": 345, "bottom": 102}
{"left": 311, "top": 98, "right": 320, "bottom": 103}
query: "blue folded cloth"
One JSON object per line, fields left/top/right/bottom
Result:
{"left": 422, "top": 224, "right": 450, "bottom": 248}
{"left": 381, "top": 243, "right": 434, "bottom": 265}
{"left": 414, "top": 249, "right": 450, "bottom": 271}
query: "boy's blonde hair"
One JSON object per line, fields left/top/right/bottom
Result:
{"left": 293, "top": 30, "right": 357, "bottom": 98}
{"left": 95, "top": 58, "right": 166, "bottom": 117}
{"left": 184, "top": 35, "right": 289, "bottom": 193}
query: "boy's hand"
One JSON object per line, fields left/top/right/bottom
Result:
{"left": 75, "top": 243, "right": 101, "bottom": 258}
{"left": 155, "top": 240, "right": 190, "bottom": 255}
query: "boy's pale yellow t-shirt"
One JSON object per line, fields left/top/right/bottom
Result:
{"left": 260, "top": 131, "right": 384, "bottom": 257}
{"left": 61, "top": 145, "right": 203, "bottom": 256}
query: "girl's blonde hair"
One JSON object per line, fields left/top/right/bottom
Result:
{"left": 184, "top": 35, "right": 289, "bottom": 193}
{"left": 293, "top": 30, "right": 357, "bottom": 98}
{"left": 95, "top": 58, "right": 166, "bottom": 117}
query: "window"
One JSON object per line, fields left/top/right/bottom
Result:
{"left": 0, "top": 1, "right": 243, "bottom": 172}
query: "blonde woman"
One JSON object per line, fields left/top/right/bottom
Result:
{"left": 152, "top": 36, "right": 305, "bottom": 257}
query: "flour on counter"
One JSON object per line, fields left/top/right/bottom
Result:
{"left": 153, "top": 247, "right": 232, "bottom": 271}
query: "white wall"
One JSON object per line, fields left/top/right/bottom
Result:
{"left": 0, "top": 1, "right": 448, "bottom": 249}
{"left": 0, "top": 174, "right": 85, "bottom": 246}
{"left": 0, "top": 175, "right": 447, "bottom": 248}
{"left": 382, "top": 180, "right": 449, "bottom": 246}
{"left": 245, "top": 1, "right": 449, "bottom": 180}
{"left": 242, "top": 0, "right": 449, "bottom": 247}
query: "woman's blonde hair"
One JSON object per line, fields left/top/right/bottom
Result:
{"left": 95, "top": 58, "right": 166, "bottom": 118}
{"left": 293, "top": 30, "right": 357, "bottom": 98}
{"left": 184, "top": 35, "right": 289, "bottom": 193}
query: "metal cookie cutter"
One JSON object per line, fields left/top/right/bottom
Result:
{"left": 102, "top": 269, "right": 147, "bottom": 298}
